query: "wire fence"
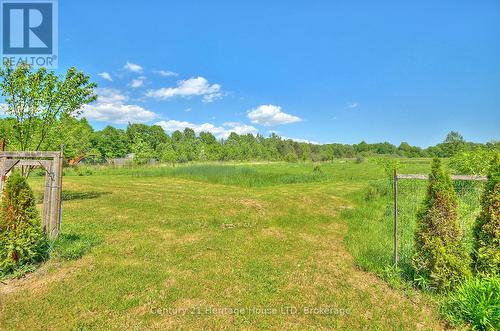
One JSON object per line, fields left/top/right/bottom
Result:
{"left": 394, "top": 175, "right": 485, "bottom": 275}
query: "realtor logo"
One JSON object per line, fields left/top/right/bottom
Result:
{"left": 1, "top": 0, "right": 58, "bottom": 67}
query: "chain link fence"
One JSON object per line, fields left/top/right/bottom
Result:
{"left": 394, "top": 176, "right": 485, "bottom": 276}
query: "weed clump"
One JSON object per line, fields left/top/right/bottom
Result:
{"left": 0, "top": 172, "right": 48, "bottom": 277}
{"left": 442, "top": 276, "right": 500, "bottom": 331}
{"left": 413, "top": 159, "right": 471, "bottom": 291}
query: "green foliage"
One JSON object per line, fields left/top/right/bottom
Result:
{"left": 449, "top": 148, "right": 498, "bottom": 176}
{"left": 158, "top": 142, "right": 177, "bottom": 164}
{"left": 441, "top": 276, "right": 500, "bottom": 331}
{"left": 92, "top": 126, "right": 129, "bottom": 158}
{"left": 343, "top": 180, "right": 394, "bottom": 274}
{"left": 128, "top": 164, "right": 329, "bottom": 187}
{"left": 51, "top": 233, "right": 101, "bottom": 260}
{"left": 355, "top": 156, "right": 365, "bottom": 163}
{"left": 413, "top": 159, "right": 471, "bottom": 291}
{"left": 473, "top": 154, "right": 500, "bottom": 276}
{"left": 0, "top": 60, "right": 96, "bottom": 153}
{"left": 131, "top": 139, "right": 155, "bottom": 165}
{"left": 313, "top": 164, "right": 323, "bottom": 174}
{"left": 0, "top": 173, "right": 48, "bottom": 277}
{"left": 372, "top": 157, "right": 400, "bottom": 180}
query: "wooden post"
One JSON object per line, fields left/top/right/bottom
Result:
{"left": 48, "top": 146, "right": 63, "bottom": 238}
{"left": 0, "top": 138, "right": 5, "bottom": 193}
{"left": 42, "top": 162, "right": 53, "bottom": 233}
{"left": 393, "top": 169, "right": 398, "bottom": 266}
{"left": 55, "top": 145, "right": 64, "bottom": 236}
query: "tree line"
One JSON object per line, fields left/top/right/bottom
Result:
{"left": 0, "top": 115, "right": 498, "bottom": 164}
{"left": 0, "top": 62, "right": 497, "bottom": 165}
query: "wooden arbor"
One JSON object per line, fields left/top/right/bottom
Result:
{"left": 0, "top": 147, "right": 64, "bottom": 239}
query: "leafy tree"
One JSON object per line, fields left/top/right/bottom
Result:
{"left": 444, "top": 131, "right": 465, "bottom": 145}
{"left": 473, "top": 154, "right": 500, "bottom": 276}
{"left": 45, "top": 115, "right": 94, "bottom": 160}
{"left": 92, "top": 126, "right": 128, "bottom": 158}
{"left": 413, "top": 159, "right": 471, "bottom": 290}
{"left": 285, "top": 151, "right": 299, "bottom": 162}
{"left": 0, "top": 172, "right": 48, "bottom": 275}
{"left": 158, "top": 142, "right": 176, "bottom": 165}
{"left": 0, "top": 118, "right": 17, "bottom": 148}
{"left": 126, "top": 123, "right": 168, "bottom": 154}
{"left": 0, "top": 61, "right": 96, "bottom": 152}
{"left": 223, "top": 132, "right": 241, "bottom": 160}
{"left": 131, "top": 139, "right": 155, "bottom": 165}
{"left": 449, "top": 148, "right": 497, "bottom": 176}
{"left": 199, "top": 131, "right": 221, "bottom": 161}
{"left": 398, "top": 142, "right": 424, "bottom": 158}
{"left": 440, "top": 131, "right": 466, "bottom": 157}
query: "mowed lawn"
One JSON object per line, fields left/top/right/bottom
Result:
{"left": 0, "top": 162, "right": 443, "bottom": 330}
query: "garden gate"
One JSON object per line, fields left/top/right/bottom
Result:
{"left": 0, "top": 142, "right": 64, "bottom": 239}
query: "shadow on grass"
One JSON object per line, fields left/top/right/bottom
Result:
{"left": 51, "top": 233, "right": 102, "bottom": 261}
{"left": 37, "top": 191, "right": 111, "bottom": 203}
{"left": 61, "top": 191, "right": 111, "bottom": 201}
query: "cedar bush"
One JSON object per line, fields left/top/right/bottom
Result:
{"left": 473, "top": 154, "right": 500, "bottom": 276}
{"left": 413, "top": 159, "right": 471, "bottom": 290}
{"left": 0, "top": 172, "right": 48, "bottom": 276}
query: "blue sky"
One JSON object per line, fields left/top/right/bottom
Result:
{"left": 57, "top": 0, "right": 499, "bottom": 147}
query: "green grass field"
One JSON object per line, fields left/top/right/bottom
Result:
{"left": 0, "top": 160, "right": 452, "bottom": 330}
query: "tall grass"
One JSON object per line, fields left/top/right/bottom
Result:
{"left": 343, "top": 179, "right": 393, "bottom": 274}
{"left": 64, "top": 163, "right": 330, "bottom": 187}
{"left": 441, "top": 276, "right": 500, "bottom": 330}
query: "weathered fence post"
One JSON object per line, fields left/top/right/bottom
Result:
{"left": 48, "top": 145, "right": 64, "bottom": 238}
{"left": 0, "top": 148, "right": 64, "bottom": 239}
{"left": 0, "top": 138, "right": 5, "bottom": 193}
{"left": 393, "top": 169, "right": 398, "bottom": 266}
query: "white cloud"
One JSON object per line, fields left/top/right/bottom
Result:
{"left": 184, "top": 108, "right": 192, "bottom": 112}
{"left": 81, "top": 88, "right": 157, "bottom": 124}
{"left": 146, "top": 76, "right": 223, "bottom": 103}
{"left": 347, "top": 102, "right": 359, "bottom": 109}
{"left": 281, "top": 136, "right": 319, "bottom": 144}
{"left": 124, "top": 61, "right": 143, "bottom": 73}
{"left": 129, "top": 76, "right": 146, "bottom": 88}
{"left": 98, "top": 72, "right": 113, "bottom": 81}
{"left": 154, "top": 120, "right": 257, "bottom": 139}
{"left": 153, "top": 70, "right": 178, "bottom": 77}
{"left": 95, "top": 88, "right": 128, "bottom": 104}
{"left": 247, "top": 104, "right": 301, "bottom": 126}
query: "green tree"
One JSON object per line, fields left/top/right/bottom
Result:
{"left": 413, "top": 159, "right": 471, "bottom": 290}
{"left": 0, "top": 172, "right": 48, "bottom": 275}
{"left": 473, "top": 154, "right": 500, "bottom": 276}
{"left": 92, "top": 126, "right": 128, "bottom": 158}
{"left": 47, "top": 115, "right": 94, "bottom": 160}
{"left": 199, "top": 131, "right": 221, "bottom": 161}
{"left": 131, "top": 139, "right": 155, "bottom": 165}
{"left": 440, "top": 131, "right": 466, "bottom": 157}
{"left": 449, "top": 147, "right": 497, "bottom": 176}
{"left": 158, "top": 141, "right": 177, "bottom": 165}
{"left": 0, "top": 61, "right": 96, "bottom": 153}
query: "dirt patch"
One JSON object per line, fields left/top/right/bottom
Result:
{"left": 234, "top": 198, "right": 265, "bottom": 211}
{"left": 261, "top": 227, "right": 286, "bottom": 240}
{"left": 0, "top": 259, "right": 87, "bottom": 296}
